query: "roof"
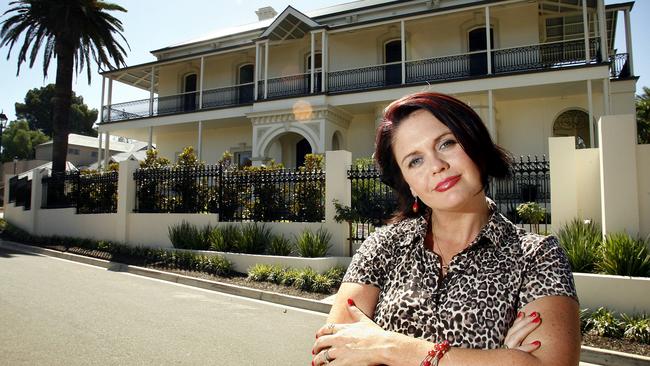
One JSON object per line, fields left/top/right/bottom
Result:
{"left": 37, "top": 134, "right": 148, "bottom": 153}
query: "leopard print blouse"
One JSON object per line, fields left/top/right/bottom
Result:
{"left": 342, "top": 200, "right": 578, "bottom": 349}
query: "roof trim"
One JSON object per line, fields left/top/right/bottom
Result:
{"left": 259, "top": 6, "right": 321, "bottom": 40}
{"left": 605, "top": 1, "right": 634, "bottom": 11}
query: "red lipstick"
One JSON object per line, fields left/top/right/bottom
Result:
{"left": 434, "top": 175, "right": 461, "bottom": 192}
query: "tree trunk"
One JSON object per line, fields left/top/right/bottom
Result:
{"left": 51, "top": 39, "right": 74, "bottom": 174}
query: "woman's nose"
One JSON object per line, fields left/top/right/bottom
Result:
{"left": 429, "top": 155, "right": 449, "bottom": 174}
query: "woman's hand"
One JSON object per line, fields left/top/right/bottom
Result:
{"left": 503, "top": 311, "right": 543, "bottom": 352}
{"left": 312, "top": 298, "right": 390, "bottom": 366}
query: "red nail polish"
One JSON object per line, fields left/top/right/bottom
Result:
{"left": 530, "top": 311, "right": 539, "bottom": 318}
{"left": 532, "top": 317, "right": 541, "bottom": 324}
{"left": 312, "top": 349, "right": 315, "bottom": 355}
{"left": 315, "top": 334, "right": 318, "bottom": 339}
{"left": 311, "top": 361, "right": 315, "bottom": 366}
{"left": 532, "top": 340, "right": 541, "bottom": 347}
{"left": 347, "top": 298, "right": 355, "bottom": 306}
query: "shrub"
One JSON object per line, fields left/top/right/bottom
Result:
{"left": 599, "top": 233, "right": 650, "bottom": 277}
{"left": 209, "top": 225, "right": 241, "bottom": 252}
{"left": 556, "top": 219, "right": 602, "bottom": 273}
{"left": 195, "top": 254, "right": 232, "bottom": 276}
{"left": 621, "top": 313, "right": 650, "bottom": 344}
{"left": 293, "top": 267, "right": 318, "bottom": 291}
{"left": 168, "top": 221, "right": 211, "bottom": 250}
{"left": 248, "top": 263, "right": 272, "bottom": 282}
{"left": 516, "top": 202, "right": 546, "bottom": 233}
{"left": 237, "top": 223, "right": 272, "bottom": 254}
{"left": 268, "top": 235, "right": 293, "bottom": 256}
{"left": 588, "top": 308, "right": 624, "bottom": 338}
{"left": 579, "top": 308, "right": 593, "bottom": 334}
{"left": 311, "top": 274, "right": 335, "bottom": 294}
{"left": 280, "top": 268, "right": 301, "bottom": 287}
{"left": 266, "top": 265, "right": 286, "bottom": 284}
{"left": 324, "top": 265, "right": 346, "bottom": 288}
{"left": 295, "top": 227, "right": 332, "bottom": 258}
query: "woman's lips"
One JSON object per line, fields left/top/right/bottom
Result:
{"left": 434, "top": 175, "right": 461, "bottom": 192}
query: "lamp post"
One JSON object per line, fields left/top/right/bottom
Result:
{"left": 0, "top": 110, "right": 7, "bottom": 157}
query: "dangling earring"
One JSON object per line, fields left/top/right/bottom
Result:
{"left": 412, "top": 195, "right": 419, "bottom": 213}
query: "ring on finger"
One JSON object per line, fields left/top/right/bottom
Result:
{"left": 326, "top": 323, "right": 336, "bottom": 333}
{"left": 501, "top": 344, "right": 509, "bottom": 349}
{"left": 324, "top": 348, "right": 332, "bottom": 362}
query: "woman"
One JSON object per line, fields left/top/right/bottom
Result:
{"left": 312, "top": 92, "right": 580, "bottom": 365}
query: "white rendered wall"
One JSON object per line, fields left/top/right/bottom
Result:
{"left": 345, "top": 113, "right": 376, "bottom": 160}
{"left": 36, "top": 209, "right": 119, "bottom": 241}
{"left": 575, "top": 148, "right": 602, "bottom": 225}
{"left": 636, "top": 144, "right": 650, "bottom": 237}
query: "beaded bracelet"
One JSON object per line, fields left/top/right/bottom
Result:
{"left": 419, "top": 340, "right": 450, "bottom": 366}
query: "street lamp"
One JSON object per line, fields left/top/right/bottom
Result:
{"left": 0, "top": 110, "right": 7, "bottom": 157}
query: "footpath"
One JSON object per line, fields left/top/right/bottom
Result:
{"left": 1, "top": 239, "right": 649, "bottom": 366}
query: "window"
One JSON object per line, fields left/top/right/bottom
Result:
{"left": 553, "top": 109, "right": 591, "bottom": 148}
{"left": 91, "top": 151, "right": 98, "bottom": 158}
{"left": 68, "top": 148, "right": 80, "bottom": 155}
{"left": 234, "top": 151, "right": 252, "bottom": 167}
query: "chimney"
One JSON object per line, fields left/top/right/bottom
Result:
{"left": 256, "top": 6, "right": 277, "bottom": 21}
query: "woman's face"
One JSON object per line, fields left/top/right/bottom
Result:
{"left": 392, "top": 109, "right": 484, "bottom": 213}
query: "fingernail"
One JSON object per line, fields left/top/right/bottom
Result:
{"left": 312, "top": 349, "right": 315, "bottom": 355}
{"left": 311, "top": 361, "right": 315, "bottom": 366}
{"left": 532, "top": 317, "right": 541, "bottom": 324}
{"left": 347, "top": 298, "right": 355, "bottom": 306}
{"left": 530, "top": 311, "right": 539, "bottom": 318}
{"left": 315, "top": 334, "right": 318, "bottom": 339}
{"left": 532, "top": 340, "right": 541, "bottom": 347}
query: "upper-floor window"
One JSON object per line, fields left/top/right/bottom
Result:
{"left": 384, "top": 40, "right": 401, "bottom": 85}
{"left": 183, "top": 73, "right": 198, "bottom": 111}
{"left": 545, "top": 15, "right": 593, "bottom": 42}
{"left": 91, "top": 151, "right": 98, "bottom": 158}
{"left": 238, "top": 64, "right": 254, "bottom": 103}
{"left": 306, "top": 52, "right": 322, "bottom": 72}
{"left": 68, "top": 148, "right": 80, "bottom": 155}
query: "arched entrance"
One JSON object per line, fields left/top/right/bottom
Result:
{"left": 263, "top": 132, "right": 314, "bottom": 168}
{"left": 553, "top": 109, "right": 592, "bottom": 148}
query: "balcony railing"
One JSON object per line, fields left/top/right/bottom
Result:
{"left": 104, "top": 38, "right": 624, "bottom": 122}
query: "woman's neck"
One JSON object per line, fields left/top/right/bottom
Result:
{"left": 429, "top": 195, "right": 490, "bottom": 251}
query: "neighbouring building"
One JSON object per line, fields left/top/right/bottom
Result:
{"left": 97, "top": 0, "right": 636, "bottom": 169}
{"left": 35, "top": 133, "right": 149, "bottom": 170}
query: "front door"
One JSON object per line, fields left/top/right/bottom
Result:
{"left": 183, "top": 74, "right": 197, "bottom": 111}
{"left": 239, "top": 64, "right": 254, "bottom": 103}
{"left": 296, "top": 138, "right": 312, "bottom": 168}
{"left": 469, "top": 28, "right": 494, "bottom": 76}
{"left": 385, "top": 40, "right": 401, "bottom": 86}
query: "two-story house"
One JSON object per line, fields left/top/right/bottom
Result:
{"left": 97, "top": 0, "right": 636, "bottom": 169}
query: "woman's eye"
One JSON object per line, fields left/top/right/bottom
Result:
{"left": 408, "top": 157, "right": 423, "bottom": 168}
{"left": 439, "top": 139, "right": 457, "bottom": 150}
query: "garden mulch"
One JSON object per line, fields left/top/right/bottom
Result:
{"left": 19, "top": 243, "right": 650, "bottom": 357}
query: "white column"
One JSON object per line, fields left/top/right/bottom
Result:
{"left": 199, "top": 56, "right": 205, "bottom": 109}
{"left": 488, "top": 89, "right": 497, "bottom": 142}
{"left": 107, "top": 78, "right": 113, "bottom": 122}
{"left": 602, "top": 78, "right": 610, "bottom": 115}
{"left": 100, "top": 76, "right": 106, "bottom": 123}
{"left": 116, "top": 159, "right": 139, "bottom": 243}
{"left": 624, "top": 9, "right": 634, "bottom": 76}
{"left": 149, "top": 66, "right": 155, "bottom": 117}
{"left": 197, "top": 120, "right": 203, "bottom": 162}
{"left": 400, "top": 20, "right": 406, "bottom": 84}
{"left": 322, "top": 31, "right": 328, "bottom": 92}
{"left": 582, "top": 0, "right": 590, "bottom": 62}
{"left": 485, "top": 6, "right": 492, "bottom": 75}
{"left": 97, "top": 132, "right": 103, "bottom": 167}
{"left": 587, "top": 79, "right": 594, "bottom": 147}
{"left": 264, "top": 40, "right": 269, "bottom": 99}
{"left": 104, "top": 133, "right": 111, "bottom": 169}
{"left": 597, "top": 0, "right": 607, "bottom": 62}
{"left": 148, "top": 126, "right": 153, "bottom": 151}
{"left": 310, "top": 32, "right": 315, "bottom": 93}
{"left": 325, "top": 150, "right": 352, "bottom": 256}
{"left": 254, "top": 42, "right": 260, "bottom": 101}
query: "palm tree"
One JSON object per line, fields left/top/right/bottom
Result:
{"left": 0, "top": 0, "right": 129, "bottom": 173}
{"left": 636, "top": 86, "right": 650, "bottom": 144}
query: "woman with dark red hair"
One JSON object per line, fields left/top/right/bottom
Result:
{"left": 311, "top": 92, "right": 580, "bottom": 366}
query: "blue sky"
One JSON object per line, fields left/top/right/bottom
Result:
{"left": 0, "top": 0, "right": 647, "bottom": 124}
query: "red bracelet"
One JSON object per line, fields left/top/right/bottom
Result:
{"left": 420, "top": 340, "right": 450, "bottom": 366}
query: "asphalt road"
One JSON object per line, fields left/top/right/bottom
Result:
{"left": 0, "top": 245, "right": 326, "bottom": 365}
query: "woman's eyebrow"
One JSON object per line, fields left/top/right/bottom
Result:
{"left": 399, "top": 131, "right": 453, "bottom": 165}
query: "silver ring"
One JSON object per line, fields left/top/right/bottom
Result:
{"left": 501, "top": 344, "right": 509, "bottom": 349}
{"left": 324, "top": 349, "right": 332, "bottom": 362}
{"left": 327, "top": 323, "right": 335, "bottom": 332}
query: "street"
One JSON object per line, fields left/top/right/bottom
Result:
{"left": 0, "top": 245, "right": 325, "bottom": 365}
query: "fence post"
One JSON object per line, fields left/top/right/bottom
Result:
{"left": 598, "top": 114, "right": 640, "bottom": 236}
{"left": 325, "top": 150, "right": 352, "bottom": 256}
{"left": 549, "top": 137, "right": 578, "bottom": 232}
{"left": 116, "top": 159, "right": 140, "bottom": 243}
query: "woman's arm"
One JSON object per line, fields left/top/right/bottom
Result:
{"left": 314, "top": 295, "right": 579, "bottom": 366}
{"left": 326, "top": 282, "right": 380, "bottom": 324}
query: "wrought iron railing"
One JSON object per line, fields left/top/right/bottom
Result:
{"left": 258, "top": 72, "right": 321, "bottom": 99}
{"left": 10, "top": 176, "right": 32, "bottom": 210}
{"left": 345, "top": 156, "right": 551, "bottom": 248}
{"left": 609, "top": 53, "right": 630, "bottom": 78}
{"left": 202, "top": 83, "right": 255, "bottom": 108}
{"left": 133, "top": 165, "right": 326, "bottom": 222}
{"left": 406, "top": 53, "right": 472, "bottom": 83}
{"left": 328, "top": 61, "right": 402, "bottom": 93}
{"left": 493, "top": 38, "right": 600, "bottom": 74}
{"left": 41, "top": 171, "right": 118, "bottom": 213}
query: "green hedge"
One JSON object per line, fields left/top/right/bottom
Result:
{"left": 247, "top": 264, "right": 345, "bottom": 294}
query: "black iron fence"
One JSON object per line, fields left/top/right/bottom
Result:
{"left": 493, "top": 38, "right": 600, "bottom": 74}
{"left": 41, "top": 171, "right": 118, "bottom": 214}
{"left": 609, "top": 53, "right": 630, "bottom": 78}
{"left": 133, "top": 165, "right": 325, "bottom": 222}
{"left": 8, "top": 175, "right": 32, "bottom": 210}
{"left": 328, "top": 62, "right": 401, "bottom": 93}
{"left": 345, "top": 156, "right": 551, "bottom": 248}
{"left": 258, "top": 72, "right": 322, "bottom": 99}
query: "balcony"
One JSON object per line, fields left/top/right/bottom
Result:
{"left": 102, "top": 38, "right": 628, "bottom": 123}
